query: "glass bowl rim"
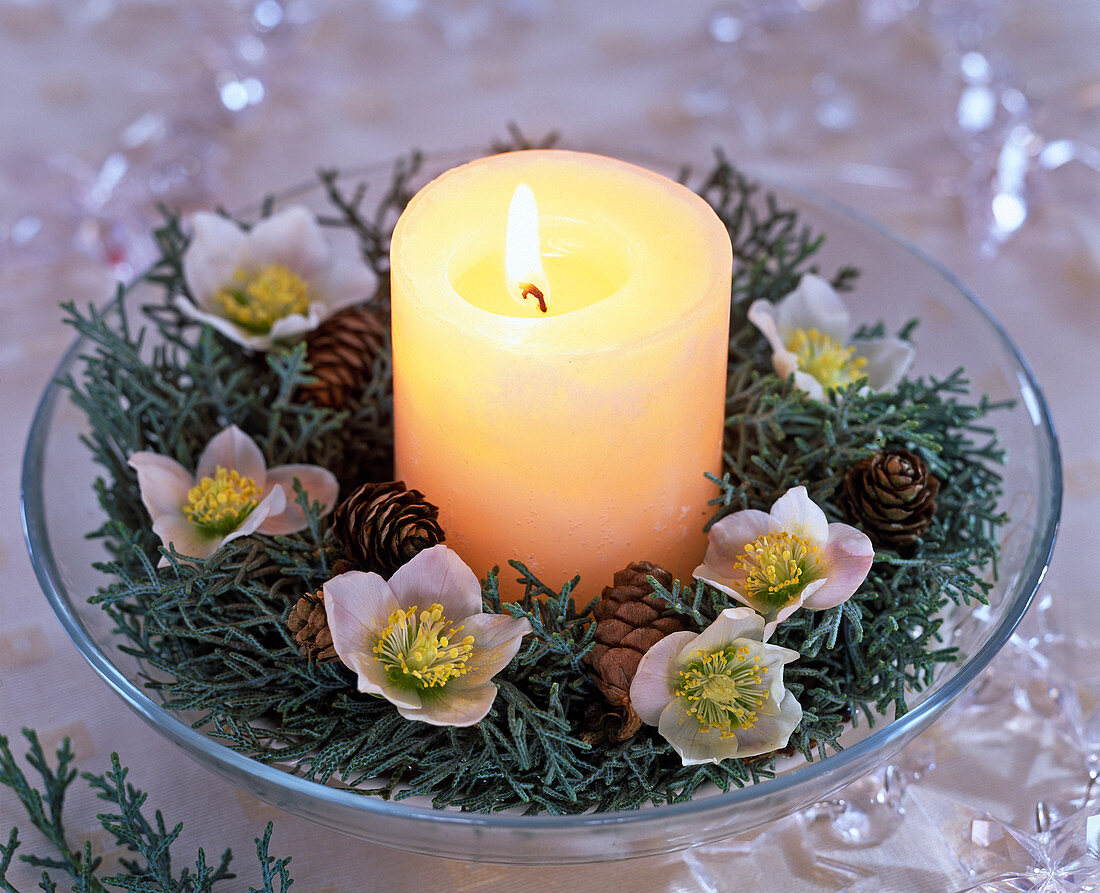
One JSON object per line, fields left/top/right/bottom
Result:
{"left": 20, "top": 161, "right": 1062, "bottom": 836}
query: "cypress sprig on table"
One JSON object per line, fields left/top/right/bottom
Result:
{"left": 60, "top": 151, "right": 1007, "bottom": 813}
{"left": 0, "top": 730, "right": 292, "bottom": 892}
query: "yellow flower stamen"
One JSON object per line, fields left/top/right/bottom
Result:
{"left": 373, "top": 603, "right": 474, "bottom": 689}
{"left": 182, "top": 466, "right": 261, "bottom": 535}
{"left": 214, "top": 264, "right": 311, "bottom": 335}
{"left": 676, "top": 645, "right": 770, "bottom": 737}
{"left": 734, "top": 530, "right": 822, "bottom": 609}
{"left": 785, "top": 327, "right": 867, "bottom": 391}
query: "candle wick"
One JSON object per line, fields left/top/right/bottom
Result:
{"left": 519, "top": 282, "right": 548, "bottom": 314}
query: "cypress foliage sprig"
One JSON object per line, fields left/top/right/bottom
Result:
{"left": 0, "top": 731, "right": 291, "bottom": 892}
{"left": 59, "top": 151, "right": 1008, "bottom": 814}
{"left": 316, "top": 149, "right": 424, "bottom": 293}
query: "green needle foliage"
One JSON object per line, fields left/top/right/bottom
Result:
{"left": 0, "top": 730, "right": 291, "bottom": 892}
{"left": 59, "top": 146, "right": 1006, "bottom": 814}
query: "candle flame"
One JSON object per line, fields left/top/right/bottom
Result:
{"left": 505, "top": 183, "right": 548, "bottom": 312}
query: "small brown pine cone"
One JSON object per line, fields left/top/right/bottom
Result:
{"left": 332, "top": 481, "right": 445, "bottom": 576}
{"left": 330, "top": 557, "right": 356, "bottom": 576}
{"left": 296, "top": 303, "right": 388, "bottom": 409}
{"left": 839, "top": 448, "right": 941, "bottom": 553}
{"left": 579, "top": 700, "right": 642, "bottom": 746}
{"left": 584, "top": 561, "right": 687, "bottom": 740}
{"left": 286, "top": 590, "right": 338, "bottom": 663}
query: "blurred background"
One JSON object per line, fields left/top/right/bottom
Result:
{"left": 1, "top": 2, "right": 1098, "bottom": 889}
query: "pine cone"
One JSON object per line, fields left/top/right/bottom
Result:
{"left": 286, "top": 590, "right": 338, "bottom": 663}
{"left": 839, "top": 449, "right": 940, "bottom": 553}
{"left": 332, "top": 481, "right": 444, "bottom": 576}
{"left": 579, "top": 701, "right": 642, "bottom": 747}
{"left": 296, "top": 303, "right": 388, "bottom": 409}
{"left": 584, "top": 561, "right": 686, "bottom": 741}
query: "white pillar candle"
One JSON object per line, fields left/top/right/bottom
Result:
{"left": 390, "top": 150, "right": 732, "bottom": 599}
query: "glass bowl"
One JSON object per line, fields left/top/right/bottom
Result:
{"left": 21, "top": 155, "right": 1061, "bottom": 865}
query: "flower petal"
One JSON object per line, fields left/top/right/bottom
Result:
{"left": 241, "top": 206, "right": 328, "bottom": 281}
{"left": 403, "top": 680, "right": 498, "bottom": 727}
{"left": 856, "top": 337, "right": 915, "bottom": 392}
{"left": 657, "top": 695, "right": 738, "bottom": 765}
{"left": 353, "top": 656, "right": 423, "bottom": 710}
{"left": 688, "top": 607, "right": 765, "bottom": 654}
{"left": 265, "top": 307, "right": 322, "bottom": 343}
{"left": 760, "top": 618, "right": 781, "bottom": 643}
{"left": 776, "top": 274, "right": 850, "bottom": 342}
{"left": 747, "top": 299, "right": 787, "bottom": 356}
{"left": 804, "top": 522, "right": 874, "bottom": 610}
{"left": 387, "top": 545, "right": 482, "bottom": 621}
{"left": 323, "top": 570, "right": 402, "bottom": 667}
{"left": 771, "top": 348, "right": 799, "bottom": 381}
{"left": 774, "top": 581, "right": 817, "bottom": 622}
{"left": 629, "top": 630, "right": 697, "bottom": 726}
{"left": 457, "top": 613, "right": 531, "bottom": 685}
{"left": 221, "top": 485, "right": 284, "bottom": 545}
{"left": 320, "top": 257, "right": 377, "bottom": 310}
{"left": 758, "top": 639, "right": 801, "bottom": 672}
{"left": 183, "top": 212, "right": 247, "bottom": 308}
{"left": 769, "top": 485, "right": 829, "bottom": 545}
{"left": 791, "top": 369, "right": 827, "bottom": 401}
{"left": 730, "top": 690, "right": 803, "bottom": 758}
{"left": 260, "top": 464, "right": 339, "bottom": 535}
{"left": 694, "top": 508, "right": 772, "bottom": 589}
{"left": 174, "top": 296, "right": 276, "bottom": 352}
{"left": 152, "top": 514, "right": 220, "bottom": 564}
{"left": 128, "top": 451, "right": 193, "bottom": 520}
{"left": 744, "top": 581, "right": 816, "bottom": 636}
{"left": 706, "top": 508, "right": 774, "bottom": 561}
{"left": 749, "top": 299, "right": 831, "bottom": 398}
{"left": 759, "top": 645, "right": 800, "bottom": 712}
{"left": 195, "top": 425, "right": 268, "bottom": 484}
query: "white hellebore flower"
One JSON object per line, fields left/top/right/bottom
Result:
{"left": 129, "top": 425, "right": 338, "bottom": 565}
{"left": 324, "top": 545, "right": 532, "bottom": 727}
{"left": 747, "top": 273, "right": 914, "bottom": 400}
{"left": 694, "top": 486, "right": 874, "bottom": 636}
{"left": 630, "top": 607, "right": 802, "bottom": 764}
{"left": 178, "top": 205, "right": 375, "bottom": 351}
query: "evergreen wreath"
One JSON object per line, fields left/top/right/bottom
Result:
{"left": 59, "top": 141, "right": 1007, "bottom": 815}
